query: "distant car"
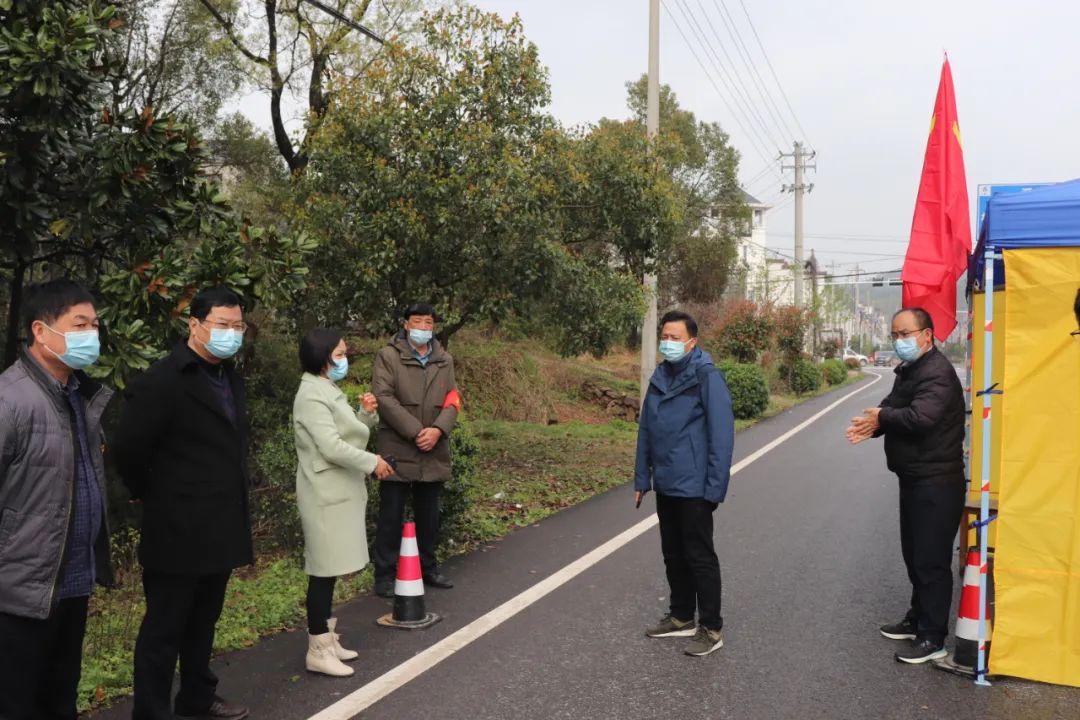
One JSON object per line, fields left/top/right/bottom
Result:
{"left": 842, "top": 348, "right": 869, "bottom": 366}
{"left": 874, "top": 350, "right": 899, "bottom": 367}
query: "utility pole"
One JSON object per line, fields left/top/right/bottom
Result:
{"left": 781, "top": 141, "right": 816, "bottom": 307}
{"left": 808, "top": 250, "right": 819, "bottom": 357}
{"left": 640, "top": 0, "right": 660, "bottom": 402}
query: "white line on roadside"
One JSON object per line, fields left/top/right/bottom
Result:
{"left": 307, "top": 371, "right": 884, "bottom": 720}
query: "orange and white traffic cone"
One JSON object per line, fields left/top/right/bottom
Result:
{"left": 934, "top": 548, "right": 993, "bottom": 677}
{"left": 376, "top": 522, "right": 441, "bottom": 630}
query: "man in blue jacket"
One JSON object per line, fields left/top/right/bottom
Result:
{"left": 635, "top": 310, "right": 735, "bottom": 657}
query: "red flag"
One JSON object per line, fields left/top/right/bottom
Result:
{"left": 903, "top": 57, "right": 971, "bottom": 341}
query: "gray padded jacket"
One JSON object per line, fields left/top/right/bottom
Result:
{"left": 0, "top": 350, "right": 114, "bottom": 619}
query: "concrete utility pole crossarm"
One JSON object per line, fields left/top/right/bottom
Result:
{"left": 781, "top": 141, "right": 816, "bottom": 307}
{"left": 640, "top": 0, "right": 660, "bottom": 402}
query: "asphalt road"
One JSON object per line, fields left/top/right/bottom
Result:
{"left": 92, "top": 371, "right": 1079, "bottom": 720}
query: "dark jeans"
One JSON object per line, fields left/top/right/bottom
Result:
{"left": 0, "top": 596, "right": 89, "bottom": 720}
{"left": 372, "top": 480, "right": 443, "bottom": 582}
{"left": 132, "top": 570, "right": 231, "bottom": 720}
{"left": 306, "top": 575, "right": 338, "bottom": 634}
{"left": 656, "top": 493, "right": 723, "bottom": 631}
{"left": 898, "top": 475, "right": 965, "bottom": 644}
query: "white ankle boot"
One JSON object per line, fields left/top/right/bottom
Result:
{"left": 306, "top": 632, "right": 354, "bottom": 677}
{"left": 328, "top": 617, "right": 359, "bottom": 661}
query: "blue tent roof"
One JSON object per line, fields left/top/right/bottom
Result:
{"left": 971, "top": 178, "right": 1080, "bottom": 290}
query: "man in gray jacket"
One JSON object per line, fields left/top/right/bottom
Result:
{"left": 0, "top": 280, "right": 114, "bottom": 720}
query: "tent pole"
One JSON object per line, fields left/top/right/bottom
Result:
{"left": 976, "top": 248, "right": 996, "bottom": 687}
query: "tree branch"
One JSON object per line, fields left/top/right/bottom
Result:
{"left": 198, "top": 0, "right": 271, "bottom": 66}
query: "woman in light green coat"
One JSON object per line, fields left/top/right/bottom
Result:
{"left": 293, "top": 329, "right": 393, "bottom": 677}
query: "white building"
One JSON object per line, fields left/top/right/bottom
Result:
{"left": 729, "top": 190, "right": 774, "bottom": 302}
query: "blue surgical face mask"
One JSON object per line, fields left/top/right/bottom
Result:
{"left": 44, "top": 325, "right": 100, "bottom": 370}
{"left": 328, "top": 357, "right": 348, "bottom": 382}
{"left": 200, "top": 323, "right": 244, "bottom": 360}
{"left": 659, "top": 339, "right": 689, "bottom": 363}
{"left": 894, "top": 336, "right": 924, "bottom": 363}
{"left": 408, "top": 328, "right": 433, "bottom": 347}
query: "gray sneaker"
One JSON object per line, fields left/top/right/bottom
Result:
{"left": 645, "top": 614, "right": 697, "bottom": 638}
{"left": 684, "top": 626, "right": 724, "bottom": 656}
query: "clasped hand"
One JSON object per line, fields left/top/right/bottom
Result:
{"left": 845, "top": 407, "right": 881, "bottom": 445}
{"left": 415, "top": 427, "right": 442, "bottom": 452}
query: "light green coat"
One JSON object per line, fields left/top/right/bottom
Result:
{"left": 293, "top": 373, "right": 379, "bottom": 577}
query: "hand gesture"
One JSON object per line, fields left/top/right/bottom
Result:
{"left": 373, "top": 455, "right": 395, "bottom": 480}
{"left": 845, "top": 407, "right": 881, "bottom": 445}
{"left": 360, "top": 393, "right": 378, "bottom": 414}
{"left": 415, "top": 427, "right": 442, "bottom": 453}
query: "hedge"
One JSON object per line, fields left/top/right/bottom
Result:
{"left": 718, "top": 361, "right": 770, "bottom": 420}
{"left": 821, "top": 359, "right": 847, "bottom": 386}
{"left": 785, "top": 358, "right": 822, "bottom": 395}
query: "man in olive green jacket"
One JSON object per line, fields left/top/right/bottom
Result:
{"left": 371, "top": 304, "right": 460, "bottom": 597}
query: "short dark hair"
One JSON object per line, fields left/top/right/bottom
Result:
{"left": 22, "top": 280, "right": 96, "bottom": 344}
{"left": 660, "top": 310, "right": 698, "bottom": 338}
{"left": 404, "top": 303, "right": 436, "bottom": 321}
{"left": 893, "top": 307, "right": 934, "bottom": 333}
{"left": 299, "top": 328, "right": 343, "bottom": 375}
{"left": 190, "top": 286, "right": 242, "bottom": 321}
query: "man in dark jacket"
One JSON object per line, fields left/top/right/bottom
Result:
{"left": 114, "top": 287, "right": 252, "bottom": 720}
{"left": 0, "top": 280, "right": 114, "bottom": 720}
{"left": 371, "top": 303, "right": 460, "bottom": 598}
{"left": 847, "top": 307, "right": 966, "bottom": 665}
{"left": 635, "top": 310, "right": 735, "bottom": 658}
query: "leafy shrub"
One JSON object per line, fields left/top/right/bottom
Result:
{"left": 720, "top": 362, "right": 769, "bottom": 419}
{"left": 821, "top": 337, "right": 842, "bottom": 360}
{"left": 784, "top": 358, "right": 822, "bottom": 395}
{"left": 821, "top": 359, "right": 847, "bottom": 386}
{"left": 844, "top": 357, "right": 861, "bottom": 370}
{"left": 773, "top": 306, "right": 812, "bottom": 363}
{"left": 713, "top": 300, "right": 774, "bottom": 363}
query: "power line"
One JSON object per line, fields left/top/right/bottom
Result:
{"left": 662, "top": 1, "right": 780, "bottom": 170}
{"left": 711, "top": 0, "right": 797, "bottom": 143}
{"left": 736, "top": 0, "right": 812, "bottom": 149}
{"left": 688, "top": 0, "right": 784, "bottom": 149}
{"left": 299, "top": 0, "right": 385, "bottom": 44}
{"left": 668, "top": 0, "right": 781, "bottom": 167}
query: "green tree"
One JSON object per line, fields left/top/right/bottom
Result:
{"left": 625, "top": 75, "right": 746, "bottom": 305}
{"left": 0, "top": 0, "right": 314, "bottom": 382}
{"left": 295, "top": 6, "right": 646, "bottom": 356}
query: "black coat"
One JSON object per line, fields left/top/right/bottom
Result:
{"left": 113, "top": 343, "right": 254, "bottom": 575}
{"left": 877, "top": 346, "right": 966, "bottom": 481}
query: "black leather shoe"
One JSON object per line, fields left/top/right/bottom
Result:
{"left": 176, "top": 696, "right": 250, "bottom": 720}
{"left": 424, "top": 571, "right": 454, "bottom": 589}
{"left": 374, "top": 579, "right": 394, "bottom": 598}
{"left": 895, "top": 638, "right": 948, "bottom": 664}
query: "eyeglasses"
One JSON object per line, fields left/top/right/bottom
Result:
{"left": 890, "top": 328, "right": 926, "bottom": 341}
{"left": 202, "top": 319, "right": 248, "bottom": 333}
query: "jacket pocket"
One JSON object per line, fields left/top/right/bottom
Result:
{"left": 312, "top": 457, "right": 333, "bottom": 474}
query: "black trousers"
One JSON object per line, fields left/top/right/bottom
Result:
{"left": 0, "top": 596, "right": 89, "bottom": 720}
{"left": 132, "top": 570, "right": 231, "bottom": 720}
{"left": 306, "top": 575, "right": 338, "bottom": 634}
{"left": 898, "top": 475, "right": 965, "bottom": 644}
{"left": 372, "top": 480, "right": 443, "bottom": 582}
{"left": 656, "top": 493, "right": 723, "bottom": 631}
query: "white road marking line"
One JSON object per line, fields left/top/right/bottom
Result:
{"left": 307, "top": 372, "right": 884, "bottom": 720}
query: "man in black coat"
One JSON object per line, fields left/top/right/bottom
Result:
{"left": 115, "top": 287, "right": 253, "bottom": 720}
{"left": 847, "top": 307, "right": 966, "bottom": 665}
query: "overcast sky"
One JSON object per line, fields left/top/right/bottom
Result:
{"left": 239, "top": 0, "right": 1080, "bottom": 273}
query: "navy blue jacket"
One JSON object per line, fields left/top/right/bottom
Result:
{"left": 634, "top": 348, "right": 735, "bottom": 504}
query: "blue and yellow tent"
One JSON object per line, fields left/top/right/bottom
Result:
{"left": 969, "top": 179, "right": 1080, "bottom": 686}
